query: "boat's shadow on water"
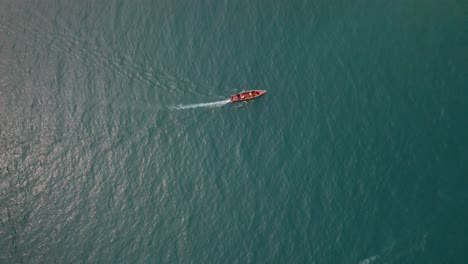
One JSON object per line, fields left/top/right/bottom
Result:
{"left": 231, "top": 102, "right": 247, "bottom": 109}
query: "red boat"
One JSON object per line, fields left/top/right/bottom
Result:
{"left": 230, "top": 90, "right": 267, "bottom": 103}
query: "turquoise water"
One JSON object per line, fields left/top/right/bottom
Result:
{"left": 1, "top": 0, "right": 467, "bottom": 263}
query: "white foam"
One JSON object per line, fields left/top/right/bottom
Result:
{"left": 169, "top": 99, "right": 230, "bottom": 110}
{"left": 359, "top": 255, "right": 378, "bottom": 264}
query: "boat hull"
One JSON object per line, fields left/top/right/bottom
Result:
{"left": 230, "top": 90, "right": 267, "bottom": 103}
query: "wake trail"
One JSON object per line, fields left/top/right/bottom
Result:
{"left": 169, "top": 99, "right": 231, "bottom": 110}
{"left": 358, "top": 255, "right": 378, "bottom": 264}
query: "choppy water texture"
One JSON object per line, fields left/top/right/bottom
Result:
{"left": 1, "top": 0, "right": 467, "bottom": 263}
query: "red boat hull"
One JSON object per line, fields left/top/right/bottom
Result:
{"left": 230, "top": 90, "right": 267, "bottom": 102}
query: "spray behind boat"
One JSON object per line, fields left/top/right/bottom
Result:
{"left": 168, "top": 99, "right": 231, "bottom": 110}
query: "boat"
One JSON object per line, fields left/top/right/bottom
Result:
{"left": 230, "top": 90, "right": 267, "bottom": 103}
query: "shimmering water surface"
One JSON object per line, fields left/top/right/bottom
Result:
{"left": 1, "top": 0, "right": 467, "bottom": 263}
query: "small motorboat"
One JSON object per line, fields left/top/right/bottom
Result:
{"left": 230, "top": 90, "right": 267, "bottom": 103}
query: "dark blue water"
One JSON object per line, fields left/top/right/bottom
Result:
{"left": 1, "top": 0, "right": 467, "bottom": 263}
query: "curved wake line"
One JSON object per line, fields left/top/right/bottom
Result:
{"left": 169, "top": 99, "right": 231, "bottom": 110}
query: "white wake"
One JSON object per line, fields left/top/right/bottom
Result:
{"left": 359, "top": 255, "right": 378, "bottom": 264}
{"left": 169, "top": 99, "right": 230, "bottom": 110}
